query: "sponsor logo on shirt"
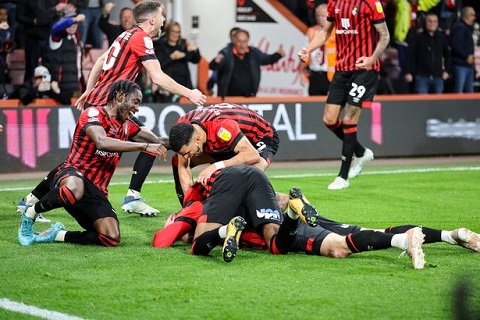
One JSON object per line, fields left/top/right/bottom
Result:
{"left": 217, "top": 127, "right": 232, "bottom": 141}
{"left": 337, "top": 18, "right": 359, "bottom": 34}
{"left": 95, "top": 150, "right": 119, "bottom": 158}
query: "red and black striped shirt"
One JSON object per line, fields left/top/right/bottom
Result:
{"left": 85, "top": 27, "right": 158, "bottom": 106}
{"left": 63, "top": 107, "right": 140, "bottom": 196}
{"left": 327, "top": 0, "right": 385, "bottom": 72}
{"left": 177, "top": 103, "right": 274, "bottom": 153}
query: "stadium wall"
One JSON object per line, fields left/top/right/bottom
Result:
{"left": 0, "top": 94, "right": 479, "bottom": 173}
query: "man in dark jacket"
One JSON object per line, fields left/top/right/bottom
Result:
{"left": 450, "top": 6, "right": 476, "bottom": 93}
{"left": 404, "top": 12, "right": 451, "bottom": 94}
{"left": 209, "top": 29, "right": 285, "bottom": 98}
{"left": 16, "top": 0, "right": 68, "bottom": 81}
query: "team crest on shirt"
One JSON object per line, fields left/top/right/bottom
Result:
{"left": 375, "top": 2, "right": 383, "bottom": 13}
{"left": 352, "top": 6, "right": 359, "bottom": 16}
{"left": 87, "top": 107, "right": 100, "bottom": 123}
{"left": 217, "top": 127, "right": 232, "bottom": 141}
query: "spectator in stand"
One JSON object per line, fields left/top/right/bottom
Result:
{"left": 1, "top": 1, "right": 16, "bottom": 42}
{"left": 0, "top": 4, "right": 16, "bottom": 98}
{"left": 152, "top": 21, "right": 201, "bottom": 103}
{"left": 16, "top": 0, "right": 68, "bottom": 82}
{"left": 450, "top": 6, "right": 476, "bottom": 93}
{"left": 99, "top": 2, "right": 135, "bottom": 46}
{"left": 43, "top": 13, "right": 86, "bottom": 105}
{"left": 404, "top": 12, "right": 450, "bottom": 94}
{"left": 207, "top": 26, "right": 240, "bottom": 96}
{"left": 76, "top": 0, "right": 104, "bottom": 49}
{"left": 393, "top": 0, "right": 416, "bottom": 80}
{"left": 302, "top": 3, "right": 335, "bottom": 96}
{"left": 209, "top": 29, "right": 285, "bottom": 99}
{"left": 10, "top": 65, "right": 64, "bottom": 105}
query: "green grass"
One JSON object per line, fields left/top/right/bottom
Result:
{"left": 1, "top": 161, "right": 480, "bottom": 319}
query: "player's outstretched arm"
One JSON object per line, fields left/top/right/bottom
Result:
{"left": 143, "top": 60, "right": 206, "bottom": 106}
{"left": 86, "top": 125, "right": 163, "bottom": 156}
{"left": 298, "top": 20, "right": 334, "bottom": 62}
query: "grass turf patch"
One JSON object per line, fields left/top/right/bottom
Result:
{"left": 1, "top": 162, "right": 479, "bottom": 319}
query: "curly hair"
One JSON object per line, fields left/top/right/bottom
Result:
{"left": 106, "top": 79, "right": 141, "bottom": 105}
{"left": 169, "top": 122, "right": 195, "bottom": 152}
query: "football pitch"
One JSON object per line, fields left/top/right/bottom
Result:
{"left": 1, "top": 158, "right": 479, "bottom": 319}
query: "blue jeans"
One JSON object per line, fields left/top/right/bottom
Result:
{"left": 453, "top": 65, "right": 474, "bottom": 93}
{"left": 78, "top": 7, "right": 104, "bottom": 49}
{"left": 414, "top": 75, "right": 444, "bottom": 94}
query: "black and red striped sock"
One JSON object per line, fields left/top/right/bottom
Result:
{"left": 326, "top": 120, "right": 344, "bottom": 141}
{"left": 64, "top": 231, "right": 119, "bottom": 247}
{"left": 34, "top": 185, "right": 76, "bottom": 213}
{"left": 339, "top": 123, "right": 358, "bottom": 179}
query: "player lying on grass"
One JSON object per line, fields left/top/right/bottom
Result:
{"left": 153, "top": 170, "right": 480, "bottom": 269}
{"left": 17, "top": 80, "right": 167, "bottom": 247}
{"left": 186, "top": 165, "right": 319, "bottom": 263}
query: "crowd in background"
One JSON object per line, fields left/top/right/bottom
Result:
{"left": 0, "top": 0, "right": 479, "bottom": 106}
{"left": 286, "top": 0, "right": 480, "bottom": 94}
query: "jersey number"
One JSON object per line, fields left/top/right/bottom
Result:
{"left": 256, "top": 141, "right": 266, "bottom": 152}
{"left": 103, "top": 42, "right": 121, "bottom": 70}
{"left": 349, "top": 83, "right": 366, "bottom": 99}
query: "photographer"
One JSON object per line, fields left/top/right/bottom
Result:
{"left": 11, "top": 66, "right": 67, "bottom": 106}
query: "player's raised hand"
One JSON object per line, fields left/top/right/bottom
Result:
{"left": 188, "top": 89, "right": 206, "bottom": 106}
{"left": 74, "top": 92, "right": 88, "bottom": 110}
{"left": 196, "top": 164, "right": 217, "bottom": 187}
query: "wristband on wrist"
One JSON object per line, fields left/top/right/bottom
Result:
{"left": 144, "top": 143, "right": 149, "bottom": 151}
{"left": 214, "top": 161, "right": 225, "bottom": 169}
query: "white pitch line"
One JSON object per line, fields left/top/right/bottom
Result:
{"left": 1, "top": 166, "right": 479, "bottom": 192}
{"left": 269, "top": 166, "right": 480, "bottom": 178}
{"left": 0, "top": 298, "right": 86, "bottom": 320}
